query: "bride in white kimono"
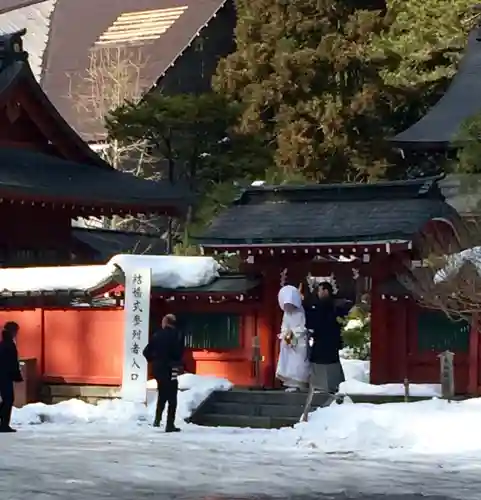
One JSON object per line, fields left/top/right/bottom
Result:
{"left": 276, "top": 285, "right": 310, "bottom": 391}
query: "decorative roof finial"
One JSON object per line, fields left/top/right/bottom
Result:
{"left": 0, "top": 29, "right": 28, "bottom": 65}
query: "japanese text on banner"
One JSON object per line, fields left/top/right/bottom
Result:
{"left": 121, "top": 268, "right": 151, "bottom": 403}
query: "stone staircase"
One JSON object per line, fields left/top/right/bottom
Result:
{"left": 189, "top": 389, "right": 436, "bottom": 429}
{"left": 189, "top": 389, "right": 334, "bottom": 428}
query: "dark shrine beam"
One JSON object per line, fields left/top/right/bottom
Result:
{"left": 111, "top": 290, "right": 261, "bottom": 305}
{"left": 204, "top": 241, "right": 412, "bottom": 260}
{"left": 0, "top": 195, "right": 177, "bottom": 218}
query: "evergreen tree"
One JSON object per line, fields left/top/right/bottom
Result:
{"left": 372, "top": 0, "right": 475, "bottom": 138}
{"left": 214, "top": 0, "right": 394, "bottom": 183}
{"left": 107, "top": 92, "right": 270, "bottom": 228}
{"left": 374, "top": 0, "right": 474, "bottom": 89}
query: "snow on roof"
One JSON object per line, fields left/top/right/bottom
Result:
{"left": 0, "top": 265, "right": 112, "bottom": 293}
{"left": 434, "top": 246, "right": 481, "bottom": 283}
{"left": 112, "top": 255, "right": 220, "bottom": 289}
{"left": 0, "top": 255, "right": 220, "bottom": 293}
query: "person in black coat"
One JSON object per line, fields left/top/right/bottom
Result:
{"left": 0, "top": 321, "right": 23, "bottom": 433}
{"left": 304, "top": 282, "right": 348, "bottom": 397}
{"left": 143, "top": 314, "right": 184, "bottom": 432}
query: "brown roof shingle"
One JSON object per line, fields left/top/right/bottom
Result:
{"left": 43, "top": 0, "right": 228, "bottom": 141}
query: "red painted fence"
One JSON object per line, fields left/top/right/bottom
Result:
{"left": 0, "top": 306, "right": 258, "bottom": 388}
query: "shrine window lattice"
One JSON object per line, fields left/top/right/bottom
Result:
{"left": 417, "top": 310, "right": 470, "bottom": 353}
{"left": 178, "top": 313, "right": 241, "bottom": 350}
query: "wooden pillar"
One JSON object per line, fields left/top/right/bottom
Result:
{"left": 394, "top": 297, "right": 408, "bottom": 382}
{"left": 370, "top": 278, "right": 388, "bottom": 384}
{"left": 257, "top": 268, "right": 280, "bottom": 388}
{"left": 468, "top": 313, "right": 479, "bottom": 396}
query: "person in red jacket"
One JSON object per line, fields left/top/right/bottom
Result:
{"left": 0, "top": 321, "right": 23, "bottom": 433}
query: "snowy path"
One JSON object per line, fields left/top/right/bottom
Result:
{"left": 1, "top": 424, "right": 480, "bottom": 500}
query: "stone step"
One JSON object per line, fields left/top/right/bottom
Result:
{"left": 214, "top": 389, "right": 434, "bottom": 405}
{"left": 208, "top": 401, "right": 309, "bottom": 419}
{"left": 195, "top": 413, "right": 299, "bottom": 429}
{"left": 41, "top": 384, "right": 120, "bottom": 400}
{"left": 214, "top": 389, "right": 320, "bottom": 406}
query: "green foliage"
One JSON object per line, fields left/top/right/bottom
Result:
{"left": 214, "top": 0, "right": 397, "bottom": 183}
{"left": 370, "top": 0, "right": 475, "bottom": 149}
{"left": 107, "top": 93, "right": 269, "bottom": 190}
{"left": 107, "top": 92, "right": 271, "bottom": 228}
{"left": 449, "top": 113, "right": 481, "bottom": 213}
{"left": 455, "top": 113, "right": 481, "bottom": 174}
{"left": 340, "top": 306, "right": 371, "bottom": 360}
{"left": 172, "top": 232, "right": 202, "bottom": 256}
{"left": 173, "top": 238, "right": 242, "bottom": 271}
{"left": 216, "top": 252, "right": 242, "bottom": 272}
{"left": 373, "top": 0, "right": 474, "bottom": 88}
{"left": 107, "top": 0, "right": 477, "bottom": 231}
{"left": 190, "top": 181, "right": 241, "bottom": 235}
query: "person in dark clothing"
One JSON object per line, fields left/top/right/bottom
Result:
{"left": 143, "top": 314, "right": 184, "bottom": 432}
{"left": 0, "top": 321, "right": 22, "bottom": 433}
{"left": 304, "top": 282, "right": 347, "bottom": 400}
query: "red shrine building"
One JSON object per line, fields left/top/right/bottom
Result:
{"left": 196, "top": 178, "right": 475, "bottom": 392}
{"left": 0, "top": 29, "right": 188, "bottom": 267}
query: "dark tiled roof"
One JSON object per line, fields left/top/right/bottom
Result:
{"left": 0, "top": 146, "right": 191, "bottom": 212}
{"left": 0, "top": 45, "right": 110, "bottom": 169}
{"left": 0, "top": 0, "right": 55, "bottom": 79}
{"left": 390, "top": 29, "right": 481, "bottom": 150}
{"left": 72, "top": 227, "right": 166, "bottom": 261}
{"left": 0, "top": 31, "right": 191, "bottom": 213}
{"left": 152, "top": 273, "right": 260, "bottom": 294}
{"left": 198, "top": 178, "right": 460, "bottom": 245}
{"left": 42, "top": 0, "right": 228, "bottom": 141}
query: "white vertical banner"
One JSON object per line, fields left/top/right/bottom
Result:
{"left": 120, "top": 268, "right": 151, "bottom": 403}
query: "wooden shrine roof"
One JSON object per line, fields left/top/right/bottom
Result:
{"left": 0, "top": 30, "right": 191, "bottom": 214}
{"left": 72, "top": 227, "right": 166, "bottom": 262}
{"left": 197, "top": 178, "right": 459, "bottom": 247}
{"left": 390, "top": 29, "right": 481, "bottom": 151}
{"left": 0, "top": 31, "right": 109, "bottom": 169}
{"left": 0, "top": 147, "right": 191, "bottom": 212}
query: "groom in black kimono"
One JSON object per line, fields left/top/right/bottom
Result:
{"left": 304, "top": 282, "right": 349, "bottom": 402}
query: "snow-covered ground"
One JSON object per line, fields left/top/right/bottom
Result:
{"left": 6, "top": 368, "right": 468, "bottom": 458}
{"left": 14, "top": 373, "right": 232, "bottom": 427}
{"left": 3, "top": 370, "right": 481, "bottom": 499}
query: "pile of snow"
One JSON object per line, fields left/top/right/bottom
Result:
{"left": 340, "top": 357, "right": 440, "bottom": 397}
{"left": 289, "top": 398, "right": 481, "bottom": 455}
{"left": 111, "top": 255, "right": 220, "bottom": 289}
{"left": 0, "top": 264, "right": 111, "bottom": 293}
{"left": 340, "top": 380, "right": 441, "bottom": 397}
{"left": 434, "top": 246, "right": 481, "bottom": 283}
{"left": 0, "top": 254, "right": 220, "bottom": 293}
{"left": 12, "top": 373, "right": 232, "bottom": 427}
{"left": 341, "top": 357, "right": 370, "bottom": 384}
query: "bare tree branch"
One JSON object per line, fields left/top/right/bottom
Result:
{"left": 67, "top": 46, "right": 164, "bottom": 234}
{"left": 397, "top": 219, "right": 481, "bottom": 320}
